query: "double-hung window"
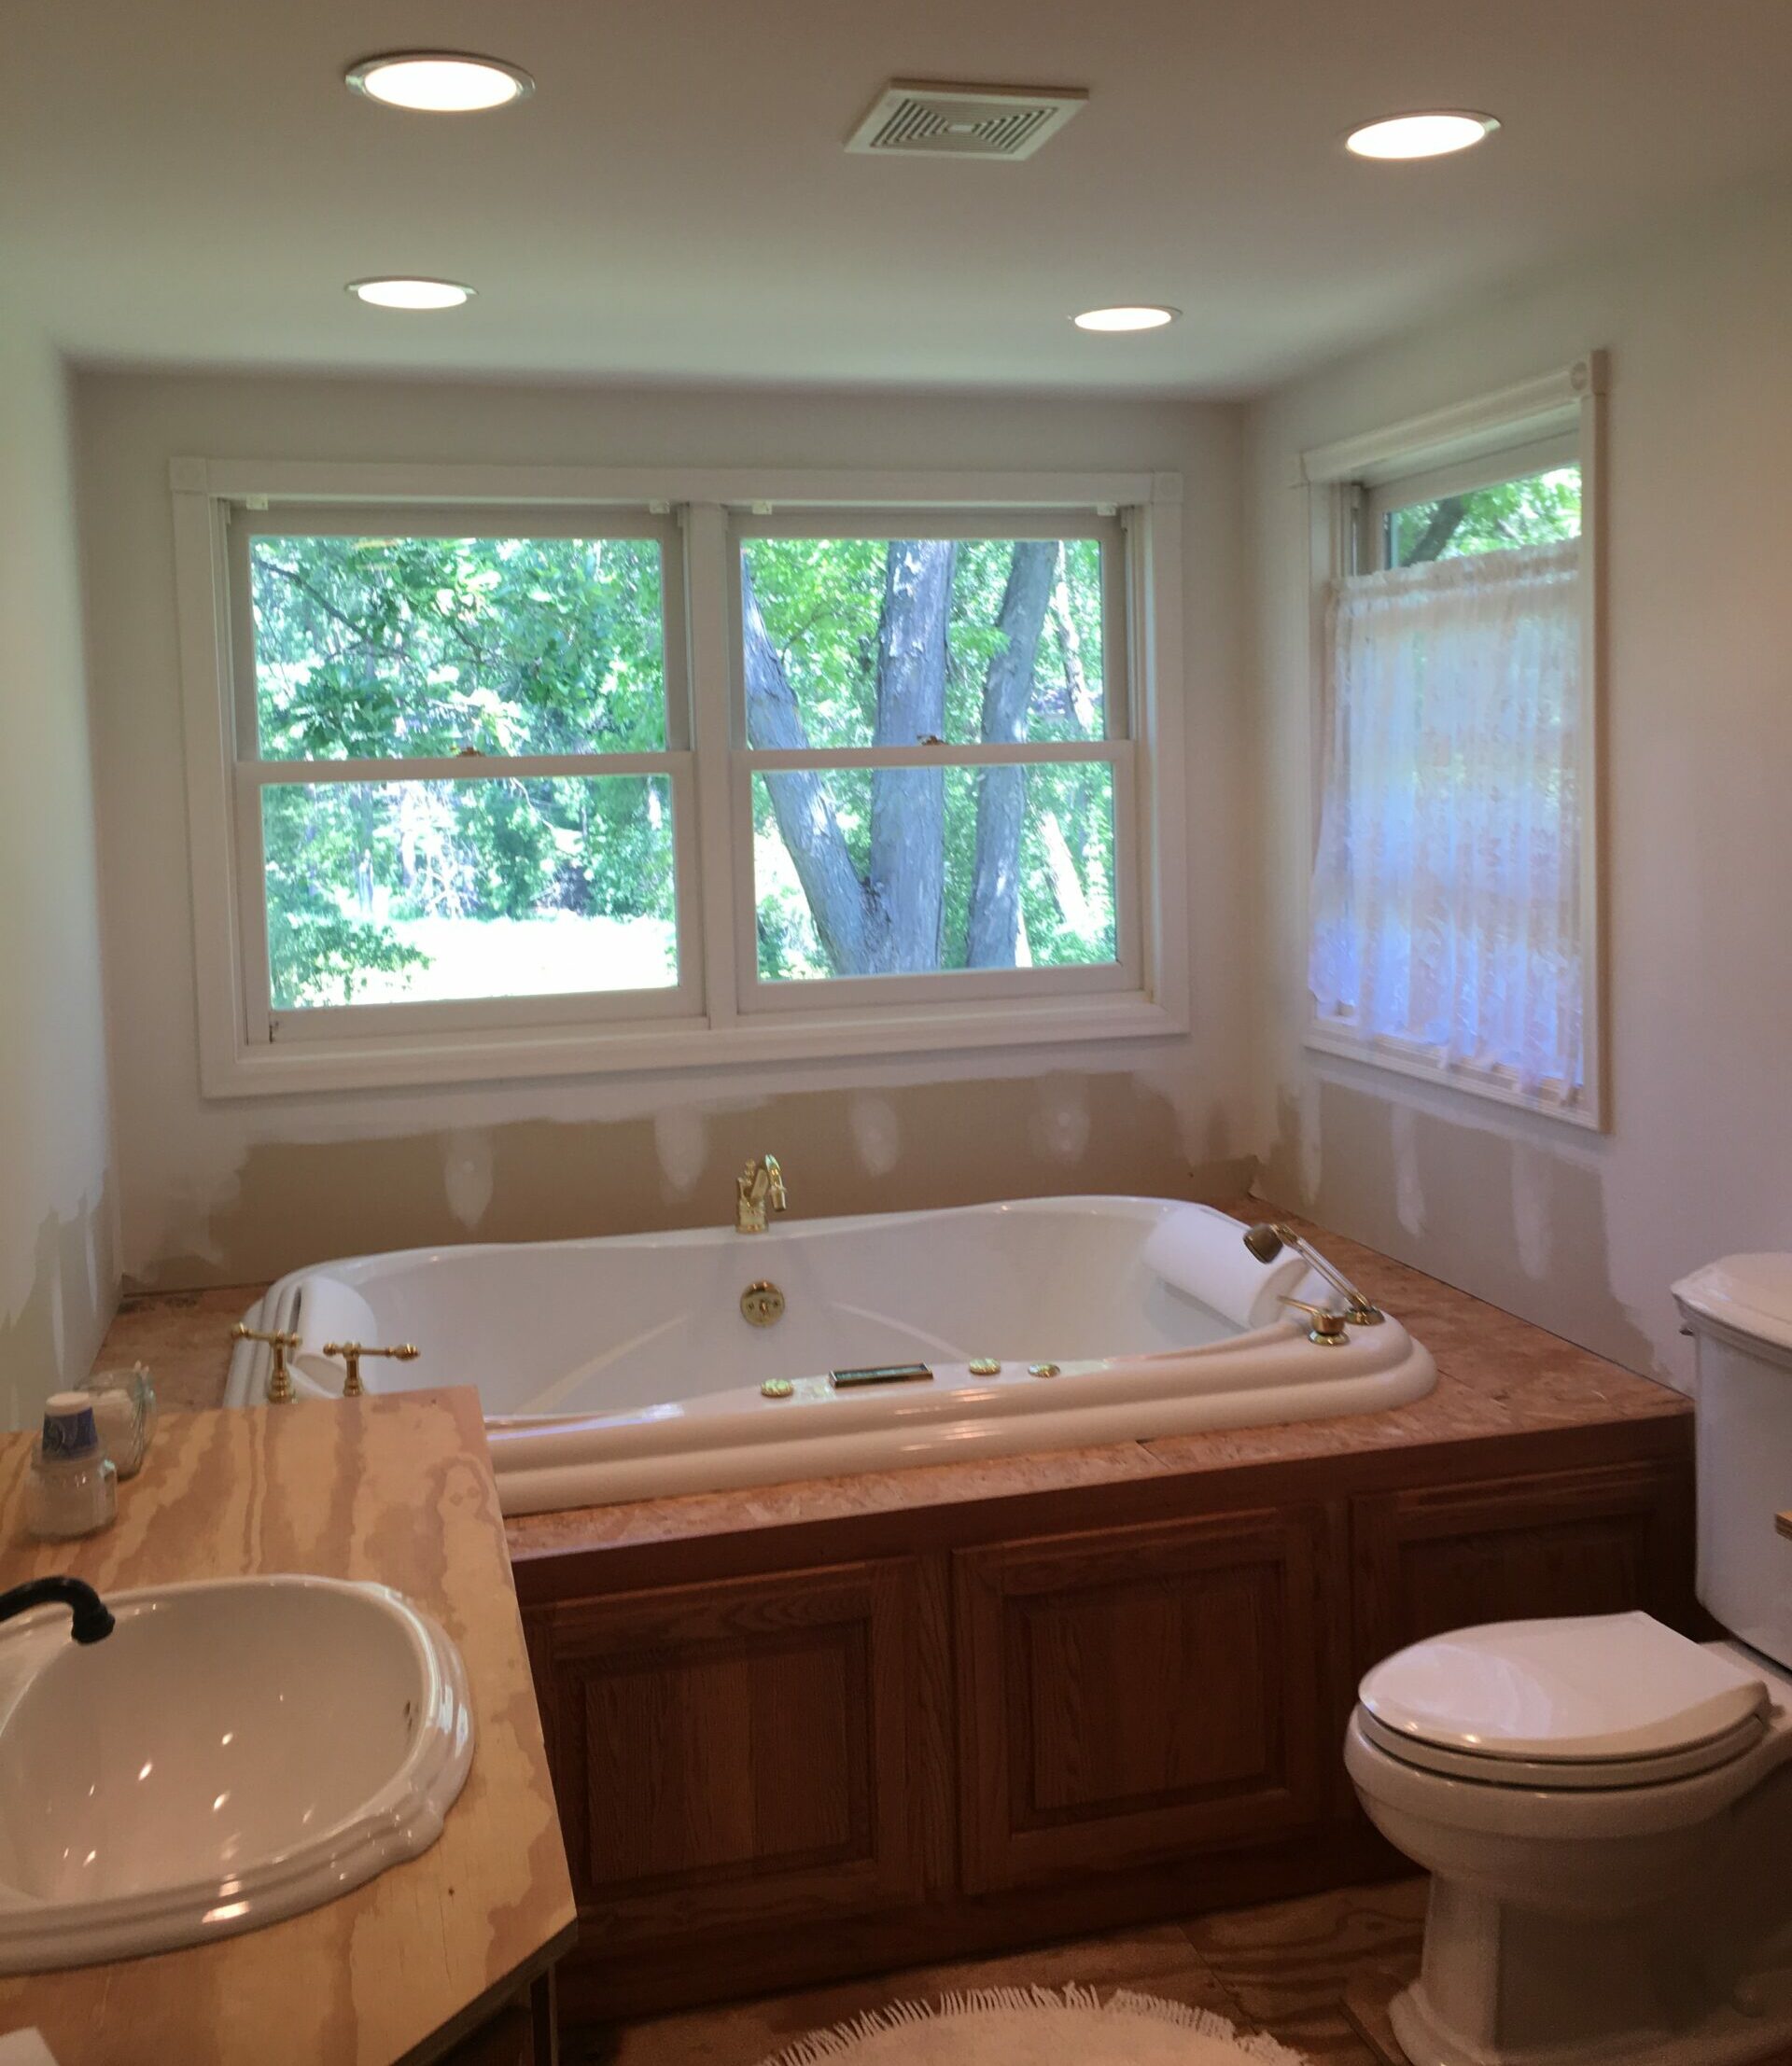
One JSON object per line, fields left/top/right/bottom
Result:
{"left": 1299, "top": 359, "right": 1605, "bottom": 1125}
{"left": 729, "top": 513, "right": 1136, "bottom": 1004}
{"left": 172, "top": 463, "right": 1185, "bottom": 1093}
{"left": 231, "top": 507, "right": 695, "bottom": 1042}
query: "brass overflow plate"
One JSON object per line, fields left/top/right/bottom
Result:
{"left": 741, "top": 1281, "right": 785, "bottom": 1327}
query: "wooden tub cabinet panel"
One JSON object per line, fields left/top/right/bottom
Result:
{"left": 519, "top": 1431, "right": 1696, "bottom": 2019}
{"left": 525, "top": 1556, "right": 946, "bottom": 1948}
{"left": 953, "top": 1503, "right": 1337, "bottom": 1893}
{"left": 1349, "top": 1459, "right": 1699, "bottom": 1677}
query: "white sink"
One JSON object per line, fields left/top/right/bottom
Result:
{"left": 0, "top": 1575, "right": 474, "bottom": 1972}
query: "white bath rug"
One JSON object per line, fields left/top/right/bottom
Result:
{"left": 756, "top": 1986, "right": 1312, "bottom": 2066}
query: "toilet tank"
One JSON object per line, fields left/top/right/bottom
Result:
{"left": 1674, "top": 1254, "right": 1792, "bottom": 1671}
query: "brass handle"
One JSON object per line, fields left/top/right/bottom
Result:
{"left": 233, "top": 1323, "right": 301, "bottom": 1403}
{"left": 322, "top": 1340, "right": 420, "bottom": 1399}
{"left": 1279, "top": 1295, "right": 1350, "bottom": 1346}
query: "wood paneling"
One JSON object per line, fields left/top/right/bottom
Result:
{"left": 954, "top": 1504, "right": 1336, "bottom": 1892}
{"left": 528, "top": 1556, "right": 941, "bottom": 1947}
{"left": 1351, "top": 1459, "right": 1697, "bottom": 1676}
{"left": 529, "top": 1442, "right": 1696, "bottom": 2020}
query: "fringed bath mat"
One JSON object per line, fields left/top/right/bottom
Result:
{"left": 756, "top": 1986, "right": 1313, "bottom": 2066}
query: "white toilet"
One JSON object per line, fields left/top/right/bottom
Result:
{"left": 1347, "top": 1254, "right": 1792, "bottom": 2066}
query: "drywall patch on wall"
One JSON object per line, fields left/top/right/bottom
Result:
{"left": 1392, "top": 1103, "right": 1426, "bottom": 1236}
{"left": 847, "top": 1094, "right": 900, "bottom": 1178}
{"left": 653, "top": 1106, "right": 708, "bottom": 1197}
{"left": 0, "top": 1188, "right": 118, "bottom": 1429}
{"left": 442, "top": 1128, "right": 495, "bottom": 1230}
{"left": 1257, "top": 1079, "right": 1659, "bottom": 1380}
{"left": 1511, "top": 1138, "right": 1554, "bottom": 1282}
{"left": 127, "top": 1071, "right": 1214, "bottom": 1291}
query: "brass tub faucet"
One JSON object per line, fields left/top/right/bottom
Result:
{"left": 735, "top": 1154, "right": 788, "bottom": 1235}
{"left": 231, "top": 1323, "right": 301, "bottom": 1403}
{"left": 323, "top": 1340, "right": 421, "bottom": 1398}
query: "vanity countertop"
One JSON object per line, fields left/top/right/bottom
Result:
{"left": 0, "top": 1389, "right": 575, "bottom": 2066}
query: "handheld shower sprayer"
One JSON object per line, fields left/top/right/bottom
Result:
{"left": 1242, "top": 1221, "right": 1384, "bottom": 1327}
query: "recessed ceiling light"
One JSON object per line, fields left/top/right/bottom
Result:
{"left": 1072, "top": 305, "right": 1180, "bottom": 332}
{"left": 1345, "top": 112, "right": 1499, "bottom": 161}
{"left": 346, "top": 277, "right": 475, "bottom": 311}
{"left": 345, "top": 51, "right": 534, "bottom": 113}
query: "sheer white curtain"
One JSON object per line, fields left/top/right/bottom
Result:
{"left": 1309, "top": 538, "right": 1583, "bottom": 1095}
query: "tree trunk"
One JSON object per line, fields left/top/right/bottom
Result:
{"left": 965, "top": 541, "right": 1058, "bottom": 968}
{"left": 739, "top": 560, "right": 873, "bottom": 973}
{"left": 866, "top": 540, "right": 956, "bottom": 971}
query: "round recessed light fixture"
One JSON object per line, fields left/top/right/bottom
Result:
{"left": 346, "top": 277, "right": 476, "bottom": 311}
{"left": 345, "top": 51, "right": 534, "bottom": 113}
{"left": 1345, "top": 111, "right": 1499, "bottom": 161}
{"left": 1071, "top": 305, "right": 1180, "bottom": 333}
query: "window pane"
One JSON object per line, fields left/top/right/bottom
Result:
{"left": 262, "top": 776, "right": 677, "bottom": 1009}
{"left": 1384, "top": 465, "right": 1580, "bottom": 568}
{"left": 750, "top": 763, "right": 1115, "bottom": 980}
{"left": 740, "top": 537, "right": 1105, "bottom": 751}
{"left": 250, "top": 533, "right": 667, "bottom": 760}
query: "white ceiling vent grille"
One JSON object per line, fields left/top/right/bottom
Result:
{"left": 847, "top": 81, "right": 1088, "bottom": 161}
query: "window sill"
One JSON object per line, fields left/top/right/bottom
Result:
{"left": 1303, "top": 1021, "right": 1603, "bottom": 1132}
{"left": 200, "top": 992, "right": 1187, "bottom": 1098}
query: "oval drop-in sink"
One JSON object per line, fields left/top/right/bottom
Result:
{"left": 0, "top": 1575, "right": 474, "bottom": 1972}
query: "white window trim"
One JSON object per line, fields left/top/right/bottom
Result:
{"left": 170, "top": 458, "right": 1188, "bottom": 1097}
{"left": 1295, "top": 355, "right": 1608, "bottom": 1132}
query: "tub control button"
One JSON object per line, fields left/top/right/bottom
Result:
{"left": 741, "top": 1281, "right": 786, "bottom": 1328}
{"left": 969, "top": 1358, "right": 1001, "bottom": 1376}
{"left": 760, "top": 1378, "right": 794, "bottom": 1400}
{"left": 1029, "top": 1362, "right": 1061, "bottom": 1379}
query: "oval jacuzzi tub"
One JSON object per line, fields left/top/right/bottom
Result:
{"left": 226, "top": 1196, "right": 1435, "bottom": 1515}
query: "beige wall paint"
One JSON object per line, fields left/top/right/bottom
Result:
{"left": 76, "top": 370, "right": 1255, "bottom": 1291}
{"left": 1244, "top": 179, "right": 1792, "bottom": 1386}
{"left": 0, "top": 308, "right": 118, "bottom": 1425}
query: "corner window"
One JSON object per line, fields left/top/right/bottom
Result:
{"left": 1299, "top": 363, "right": 1604, "bottom": 1125}
{"left": 170, "top": 464, "right": 1185, "bottom": 1093}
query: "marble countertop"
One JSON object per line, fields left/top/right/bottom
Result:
{"left": 88, "top": 1202, "right": 1689, "bottom": 1566}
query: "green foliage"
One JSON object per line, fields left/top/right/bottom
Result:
{"left": 250, "top": 534, "right": 673, "bottom": 1007}
{"left": 745, "top": 534, "right": 1116, "bottom": 980}
{"left": 1387, "top": 465, "right": 1581, "bottom": 567}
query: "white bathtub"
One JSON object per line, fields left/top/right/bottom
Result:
{"left": 226, "top": 1195, "right": 1435, "bottom": 1515}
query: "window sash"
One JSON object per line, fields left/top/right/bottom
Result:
{"left": 726, "top": 509, "right": 1129, "bottom": 748}
{"left": 228, "top": 504, "right": 697, "bottom": 1041}
{"left": 232, "top": 756, "right": 704, "bottom": 1044}
{"left": 731, "top": 740, "right": 1140, "bottom": 1013}
{"left": 1363, "top": 430, "right": 1580, "bottom": 574}
{"left": 231, "top": 503, "right": 692, "bottom": 760}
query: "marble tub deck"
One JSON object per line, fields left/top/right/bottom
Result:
{"left": 98, "top": 1202, "right": 1688, "bottom": 1557}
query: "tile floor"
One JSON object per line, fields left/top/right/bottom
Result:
{"left": 576, "top": 1878, "right": 1428, "bottom": 2066}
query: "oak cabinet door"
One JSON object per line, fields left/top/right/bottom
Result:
{"left": 1351, "top": 1459, "right": 1696, "bottom": 1676}
{"left": 527, "top": 1556, "right": 936, "bottom": 1947}
{"left": 953, "top": 1504, "right": 1336, "bottom": 1893}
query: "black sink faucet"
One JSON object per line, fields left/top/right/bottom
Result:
{"left": 0, "top": 1575, "right": 115, "bottom": 1644}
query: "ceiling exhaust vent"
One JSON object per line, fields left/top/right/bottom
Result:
{"left": 847, "top": 80, "right": 1088, "bottom": 161}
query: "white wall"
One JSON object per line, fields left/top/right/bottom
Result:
{"left": 0, "top": 307, "right": 118, "bottom": 1424}
{"left": 1245, "top": 179, "right": 1792, "bottom": 1383}
{"left": 77, "top": 371, "right": 1254, "bottom": 1290}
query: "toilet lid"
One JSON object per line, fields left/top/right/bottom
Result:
{"left": 1360, "top": 1612, "right": 1769, "bottom": 1762}
{"left": 1673, "top": 1253, "right": 1792, "bottom": 1354}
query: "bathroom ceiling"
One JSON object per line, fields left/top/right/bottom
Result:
{"left": 4, "top": 0, "right": 1791, "bottom": 396}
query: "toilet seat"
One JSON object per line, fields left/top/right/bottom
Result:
{"left": 1355, "top": 1703, "right": 1768, "bottom": 1788}
{"left": 1359, "top": 1611, "right": 1770, "bottom": 1778}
